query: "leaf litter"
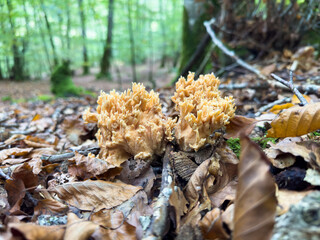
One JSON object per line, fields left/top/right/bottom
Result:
{"left": 0, "top": 53, "right": 320, "bottom": 239}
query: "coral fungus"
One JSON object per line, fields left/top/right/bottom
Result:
{"left": 83, "top": 83, "right": 175, "bottom": 167}
{"left": 172, "top": 72, "right": 235, "bottom": 151}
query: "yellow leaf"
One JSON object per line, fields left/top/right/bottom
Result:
{"left": 269, "top": 103, "right": 294, "bottom": 114}
{"left": 32, "top": 114, "right": 42, "bottom": 121}
{"left": 267, "top": 103, "right": 320, "bottom": 138}
{"left": 291, "top": 94, "right": 311, "bottom": 104}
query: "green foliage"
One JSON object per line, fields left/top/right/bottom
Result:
{"left": 1, "top": 96, "right": 12, "bottom": 102}
{"left": 36, "top": 94, "right": 54, "bottom": 102}
{"left": 227, "top": 137, "right": 277, "bottom": 158}
{"left": 50, "top": 61, "right": 84, "bottom": 97}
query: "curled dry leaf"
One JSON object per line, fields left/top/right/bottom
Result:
{"left": 91, "top": 209, "right": 136, "bottom": 240}
{"left": 49, "top": 180, "right": 142, "bottom": 211}
{"left": 0, "top": 147, "right": 33, "bottom": 162}
{"left": 9, "top": 223, "right": 65, "bottom": 240}
{"left": 64, "top": 212, "right": 98, "bottom": 240}
{"left": 34, "top": 199, "right": 68, "bottom": 217}
{"left": 68, "top": 152, "right": 121, "bottom": 180}
{"left": 199, "top": 208, "right": 229, "bottom": 240}
{"left": 225, "top": 115, "right": 257, "bottom": 139}
{"left": 169, "top": 185, "right": 188, "bottom": 232}
{"left": 184, "top": 159, "right": 211, "bottom": 211}
{"left": 233, "top": 136, "right": 277, "bottom": 240}
{"left": 267, "top": 103, "right": 320, "bottom": 138}
{"left": 268, "top": 103, "right": 294, "bottom": 114}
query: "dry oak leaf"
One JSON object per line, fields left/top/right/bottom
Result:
{"left": 233, "top": 136, "right": 277, "bottom": 240}
{"left": 49, "top": 180, "right": 142, "bottom": 211}
{"left": 9, "top": 222, "right": 65, "bottom": 240}
{"left": 267, "top": 103, "right": 320, "bottom": 138}
{"left": 0, "top": 147, "right": 33, "bottom": 162}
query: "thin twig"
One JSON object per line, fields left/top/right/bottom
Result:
{"left": 0, "top": 168, "right": 12, "bottom": 180}
{"left": 271, "top": 73, "right": 308, "bottom": 106}
{"left": 255, "top": 97, "right": 291, "bottom": 117}
{"left": 204, "top": 18, "right": 267, "bottom": 81}
{"left": 143, "top": 144, "right": 174, "bottom": 240}
{"left": 41, "top": 152, "right": 75, "bottom": 163}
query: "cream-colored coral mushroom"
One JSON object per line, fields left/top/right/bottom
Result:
{"left": 172, "top": 72, "right": 235, "bottom": 151}
{"left": 83, "top": 83, "right": 175, "bottom": 167}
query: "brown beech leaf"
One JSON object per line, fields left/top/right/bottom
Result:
{"left": 267, "top": 103, "right": 320, "bottom": 138}
{"left": 9, "top": 223, "right": 65, "bottom": 240}
{"left": 0, "top": 147, "right": 33, "bottom": 162}
{"left": 34, "top": 199, "right": 68, "bottom": 217}
{"left": 68, "top": 153, "right": 121, "bottom": 180}
{"left": 49, "top": 180, "right": 142, "bottom": 211}
{"left": 233, "top": 136, "right": 277, "bottom": 240}
{"left": 169, "top": 184, "right": 188, "bottom": 232}
{"left": 64, "top": 212, "right": 98, "bottom": 240}
{"left": 91, "top": 209, "right": 136, "bottom": 240}
{"left": 184, "top": 159, "right": 211, "bottom": 210}
{"left": 199, "top": 208, "right": 229, "bottom": 240}
{"left": 225, "top": 115, "right": 257, "bottom": 139}
{"left": 5, "top": 179, "right": 25, "bottom": 214}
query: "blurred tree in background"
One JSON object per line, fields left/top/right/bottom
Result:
{"left": 0, "top": 0, "right": 183, "bottom": 81}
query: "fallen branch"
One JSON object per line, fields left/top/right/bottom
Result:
{"left": 0, "top": 168, "right": 12, "bottom": 180}
{"left": 255, "top": 97, "right": 291, "bottom": 117}
{"left": 143, "top": 144, "right": 174, "bottom": 240}
{"left": 204, "top": 18, "right": 267, "bottom": 81}
{"left": 40, "top": 152, "right": 75, "bottom": 163}
{"left": 271, "top": 72, "right": 308, "bottom": 106}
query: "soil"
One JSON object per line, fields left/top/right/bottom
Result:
{"left": 0, "top": 62, "right": 176, "bottom": 100}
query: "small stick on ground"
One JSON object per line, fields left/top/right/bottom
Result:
{"left": 143, "top": 144, "right": 174, "bottom": 240}
{"left": 271, "top": 72, "right": 308, "bottom": 106}
{"left": 255, "top": 97, "right": 291, "bottom": 117}
{"left": 204, "top": 18, "right": 267, "bottom": 81}
{"left": 41, "top": 152, "right": 75, "bottom": 163}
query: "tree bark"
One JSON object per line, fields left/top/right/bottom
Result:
{"left": 78, "top": 0, "right": 89, "bottom": 74}
{"left": 177, "top": 0, "right": 220, "bottom": 81}
{"left": 6, "top": 0, "right": 25, "bottom": 81}
{"left": 127, "top": 0, "right": 137, "bottom": 83}
{"left": 40, "top": 0, "right": 59, "bottom": 66}
{"left": 99, "top": 0, "right": 114, "bottom": 78}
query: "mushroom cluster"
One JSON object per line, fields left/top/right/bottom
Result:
{"left": 172, "top": 72, "right": 235, "bottom": 151}
{"left": 83, "top": 83, "right": 175, "bottom": 166}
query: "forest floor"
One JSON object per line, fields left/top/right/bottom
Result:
{"left": 0, "top": 62, "right": 176, "bottom": 100}
{"left": 1, "top": 49, "right": 320, "bottom": 239}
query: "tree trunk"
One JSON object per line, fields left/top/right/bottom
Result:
{"left": 40, "top": 0, "right": 59, "bottom": 66}
{"left": 99, "top": 0, "right": 114, "bottom": 79}
{"left": 127, "top": 0, "right": 137, "bottom": 83}
{"left": 66, "top": 0, "right": 71, "bottom": 59}
{"left": 178, "top": 0, "right": 218, "bottom": 78}
{"left": 78, "top": 0, "right": 89, "bottom": 74}
{"left": 159, "top": 0, "right": 167, "bottom": 68}
{"left": 33, "top": 4, "right": 52, "bottom": 72}
{"left": 6, "top": 0, "right": 25, "bottom": 81}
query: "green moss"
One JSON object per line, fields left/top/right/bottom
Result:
{"left": 36, "top": 94, "right": 54, "bottom": 102}
{"left": 227, "top": 138, "right": 241, "bottom": 158}
{"left": 227, "top": 137, "right": 277, "bottom": 158}
{"left": 1, "top": 96, "right": 12, "bottom": 102}
{"left": 50, "top": 61, "right": 84, "bottom": 97}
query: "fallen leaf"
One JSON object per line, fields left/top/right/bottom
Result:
{"left": 268, "top": 103, "right": 294, "bottom": 114}
{"left": 65, "top": 212, "right": 98, "bottom": 240}
{"left": 184, "top": 159, "right": 211, "bottom": 211}
{"left": 49, "top": 180, "right": 142, "bottom": 211}
{"left": 277, "top": 189, "right": 313, "bottom": 215}
{"left": 91, "top": 209, "right": 136, "bottom": 240}
{"left": 292, "top": 94, "right": 311, "bottom": 104}
{"left": 199, "top": 208, "right": 229, "bottom": 240}
{"left": 5, "top": 179, "right": 25, "bottom": 214}
{"left": 267, "top": 103, "right": 320, "bottom": 138}
{"left": 9, "top": 223, "right": 65, "bottom": 240}
{"left": 233, "top": 136, "right": 277, "bottom": 240}
{"left": 225, "top": 115, "right": 257, "bottom": 139}
{"left": 0, "top": 148, "right": 33, "bottom": 162}
{"left": 261, "top": 63, "right": 276, "bottom": 76}
{"left": 34, "top": 199, "right": 68, "bottom": 217}
{"left": 169, "top": 185, "right": 188, "bottom": 232}
{"left": 24, "top": 135, "right": 56, "bottom": 148}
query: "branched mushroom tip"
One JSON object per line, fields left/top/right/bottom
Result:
{"left": 172, "top": 72, "right": 236, "bottom": 151}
